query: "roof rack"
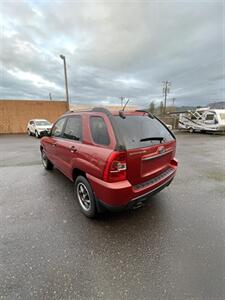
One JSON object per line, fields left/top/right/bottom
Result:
{"left": 64, "top": 107, "right": 113, "bottom": 114}
{"left": 135, "top": 110, "right": 154, "bottom": 119}
{"left": 92, "top": 107, "right": 113, "bottom": 116}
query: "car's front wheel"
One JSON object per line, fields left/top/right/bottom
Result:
{"left": 41, "top": 150, "right": 53, "bottom": 170}
{"left": 74, "top": 176, "right": 97, "bottom": 218}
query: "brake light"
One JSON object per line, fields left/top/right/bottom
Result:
{"left": 171, "top": 158, "right": 178, "bottom": 167}
{"left": 103, "top": 151, "right": 127, "bottom": 182}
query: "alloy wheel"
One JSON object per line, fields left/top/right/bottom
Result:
{"left": 42, "top": 151, "right": 47, "bottom": 168}
{"left": 77, "top": 183, "right": 91, "bottom": 212}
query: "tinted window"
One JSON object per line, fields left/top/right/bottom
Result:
{"left": 51, "top": 118, "right": 65, "bottom": 137}
{"left": 191, "top": 114, "right": 197, "bottom": 120}
{"left": 205, "top": 114, "right": 214, "bottom": 120}
{"left": 114, "top": 115, "right": 174, "bottom": 149}
{"left": 63, "top": 116, "right": 82, "bottom": 141}
{"left": 90, "top": 116, "right": 110, "bottom": 145}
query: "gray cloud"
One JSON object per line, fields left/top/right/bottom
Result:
{"left": 0, "top": 0, "right": 224, "bottom": 107}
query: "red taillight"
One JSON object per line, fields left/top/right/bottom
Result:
{"left": 171, "top": 158, "right": 178, "bottom": 167}
{"left": 103, "top": 151, "right": 127, "bottom": 182}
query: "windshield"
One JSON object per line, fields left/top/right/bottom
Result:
{"left": 35, "top": 121, "right": 51, "bottom": 126}
{"left": 114, "top": 115, "right": 174, "bottom": 149}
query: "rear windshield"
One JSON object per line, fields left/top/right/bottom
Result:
{"left": 114, "top": 115, "right": 174, "bottom": 149}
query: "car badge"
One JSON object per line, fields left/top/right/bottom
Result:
{"left": 158, "top": 146, "right": 165, "bottom": 154}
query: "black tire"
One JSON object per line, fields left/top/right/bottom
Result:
{"left": 189, "top": 127, "right": 194, "bottom": 133}
{"left": 41, "top": 150, "right": 53, "bottom": 170}
{"left": 74, "top": 176, "right": 97, "bottom": 218}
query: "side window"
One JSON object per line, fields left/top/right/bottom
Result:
{"left": 63, "top": 116, "right": 82, "bottom": 141}
{"left": 30, "top": 121, "right": 34, "bottom": 125}
{"left": 51, "top": 118, "right": 65, "bottom": 137}
{"left": 90, "top": 116, "right": 110, "bottom": 146}
{"left": 205, "top": 114, "right": 214, "bottom": 121}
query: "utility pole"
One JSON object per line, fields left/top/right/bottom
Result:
{"left": 60, "top": 54, "right": 69, "bottom": 108}
{"left": 49, "top": 92, "right": 52, "bottom": 101}
{"left": 119, "top": 96, "right": 125, "bottom": 108}
{"left": 162, "top": 81, "right": 171, "bottom": 115}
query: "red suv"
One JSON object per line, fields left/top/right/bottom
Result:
{"left": 40, "top": 108, "right": 178, "bottom": 217}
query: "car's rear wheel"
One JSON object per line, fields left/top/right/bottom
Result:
{"left": 41, "top": 150, "right": 53, "bottom": 170}
{"left": 189, "top": 127, "right": 195, "bottom": 133}
{"left": 74, "top": 176, "right": 97, "bottom": 218}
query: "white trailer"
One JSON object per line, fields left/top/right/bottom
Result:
{"left": 176, "top": 108, "right": 225, "bottom": 133}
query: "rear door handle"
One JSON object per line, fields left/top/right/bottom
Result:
{"left": 70, "top": 146, "right": 77, "bottom": 153}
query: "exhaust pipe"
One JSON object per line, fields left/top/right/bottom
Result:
{"left": 132, "top": 201, "right": 144, "bottom": 210}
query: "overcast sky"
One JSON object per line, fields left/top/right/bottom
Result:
{"left": 0, "top": 0, "right": 224, "bottom": 107}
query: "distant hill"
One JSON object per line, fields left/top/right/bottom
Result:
{"left": 141, "top": 105, "right": 198, "bottom": 112}
{"left": 208, "top": 101, "right": 225, "bottom": 109}
{"left": 171, "top": 102, "right": 225, "bottom": 111}
{"left": 175, "top": 106, "right": 197, "bottom": 112}
{"left": 141, "top": 101, "right": 225, "bottom": 114}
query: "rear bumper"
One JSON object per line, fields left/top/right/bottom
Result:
{"left": 97, "top": 177, "right": 174, "bottom": 212}
{"left": 87, "top": 159, "right": 178, "bottom": 210}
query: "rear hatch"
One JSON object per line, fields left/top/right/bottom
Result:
{"left": 114, "top": 114, "right": 176, "bottom": 186}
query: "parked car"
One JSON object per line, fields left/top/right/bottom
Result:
{"left": 27, "top": 119, "right": 52, "bottom": 138}
{"left": 40, "top": 108, "right": 178, "bottom": 217}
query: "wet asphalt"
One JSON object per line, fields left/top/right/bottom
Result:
{"left": 0, "top": 133, "right": 225, "bottom": 300}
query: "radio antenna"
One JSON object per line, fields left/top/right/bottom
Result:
{"left": 122, "top": 98, "right": 130, "bottom": 111}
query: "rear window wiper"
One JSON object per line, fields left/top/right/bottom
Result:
{"left": 140, "top": 137, "right": 165, "bottom": 142}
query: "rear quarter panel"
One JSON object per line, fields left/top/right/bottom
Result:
{"left": 69, "top": 113, "right": 117, "bottom": 180}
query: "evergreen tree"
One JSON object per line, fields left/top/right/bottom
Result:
{"left": 149, "top": 101, "right": 155, "bottom": 114}
{"left": 159, "top": 101, "right": 164, "bottom": 116}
